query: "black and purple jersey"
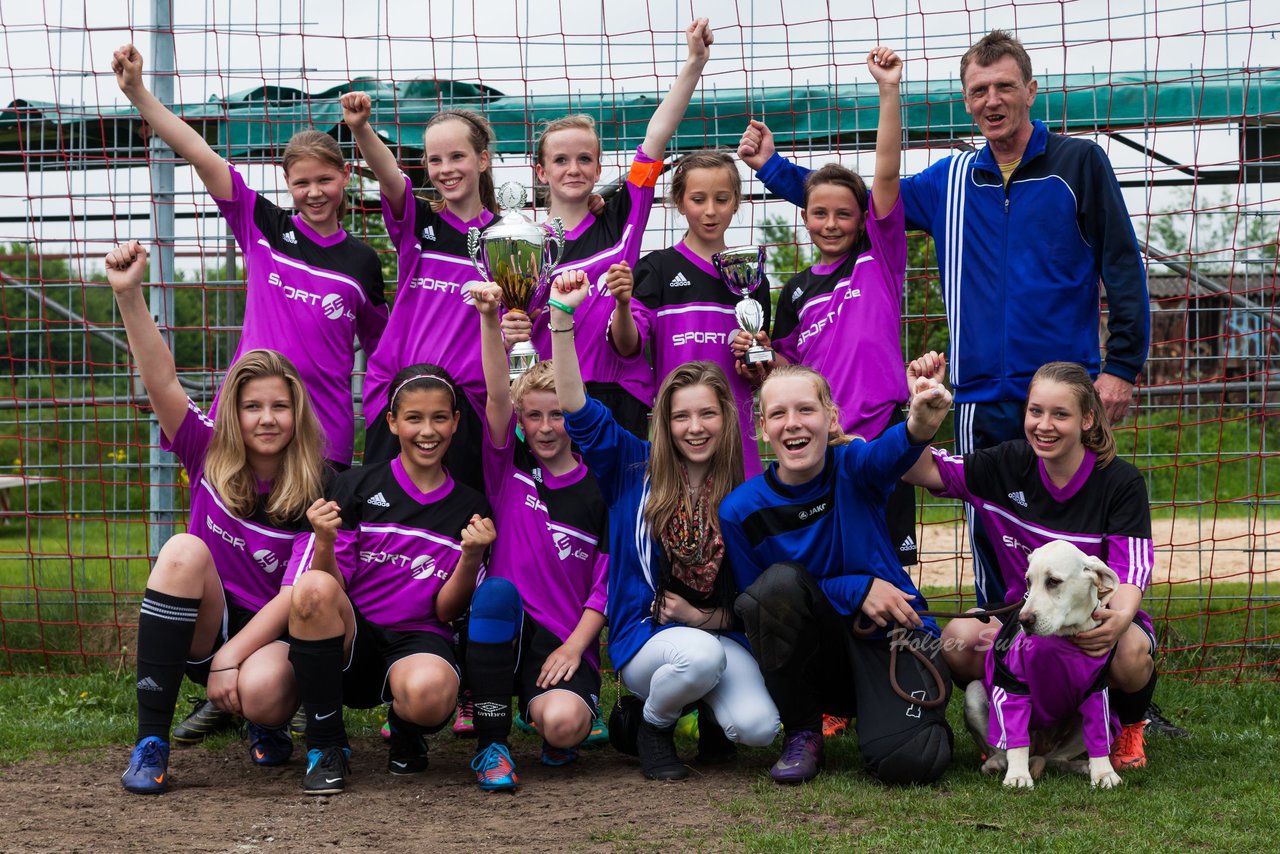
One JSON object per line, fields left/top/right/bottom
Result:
{"left": 161, "top": 398, "right": 313, "bottom": 612}
{"left": 772, "top": 197, "right": 908, "bottom": 439}
{"left": 481, "top": 413, "right": 608, "bottom": 669}
{"left": 930, "top": 442, "right": 1154, "bottom": 634}
{"left": 529, "top": 149, "right": 663, "bottom": 406}
{"left": 363, "top": 175, "right": 495, "bottom": 423}
{"left": 633, "top": 243, "right": 771, "bottom": 477}
{"left": 214, "top": 165, "right": 389, "bottom": 465}
{"left": 985, "top": 613, "right": 1119, "bottom": 757}
{"left": 287, "top": 459, "right": 492, "bottom": 637}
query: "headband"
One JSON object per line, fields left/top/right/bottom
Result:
{"left": 390, "top": 374, "right": 457, "bottom": 409}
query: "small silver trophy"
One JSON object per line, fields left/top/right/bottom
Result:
{"left": 468, "top": 182, "right": 566, "bottom": 380}
{"left": 713, "top": 245, "right": 773, "bottom": 364}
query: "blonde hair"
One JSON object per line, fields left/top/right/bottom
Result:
{"left": 423, "top": 109, "right": 498, "bottom": 215}
{"left": 511, "top": 360, "right": 557, "bottom": 411}
{"left": 282, "top": 130, "right": 349, "bottom": 220}
{"left": 1028, "top": 362, "right": 1117, "bottom": 467}
{"left": 760, "top": 363, "right": 853, "bottom": 447}
{"left": 204, "top": 349, "right": 326, "bottom": 525}
{"left": 534, "top": 114, "right": 601, "bottom": 168}
{"left": 644, "top": 361, "right": 744, "bottom": 541}
{"left": 669, "top": 150, "right": 741, "bottom": 210}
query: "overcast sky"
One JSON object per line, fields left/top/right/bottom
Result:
{"left": 2, "top": 0, "right": 1275, "bottom": 273}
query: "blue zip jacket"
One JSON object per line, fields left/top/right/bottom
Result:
{"left": 756, "top": 120, "right": 1149, "bottom": 403}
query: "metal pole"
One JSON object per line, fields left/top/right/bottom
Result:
{"left": 148, "top": 0, "right": 178, "bottom": 558}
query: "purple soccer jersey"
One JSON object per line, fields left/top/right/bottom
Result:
{"left": 480, "top": 413, "right": 609, "bottom": 668}
{"left": 634, "top": 243, "right": 771, "bottom": 478}
{"left": 161, "top": 399, "right": 312, "bottom": 612}
{"left": 772, "top": 196, "right": 909, "bottom": 438}
{"left": 528, "top": 149, "right": 663, "bottom": 406}
{"left": 985, "top": 620, "right": 1119, "bottom": 758}
{"left": 287, "top": 457, "right": 492, "bottom": 636}
{"left": 362, "top": 175, "right": 495, "bottom": 423}
{"left": 930, "top": 442, "right": 1155, "bottom": 635}
{"left": 214, "top": 165, "right": 389, "bottom": 465}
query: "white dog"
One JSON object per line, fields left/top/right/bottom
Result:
{"left": 964, "top": 540, "right": 1124, "bottom": 790}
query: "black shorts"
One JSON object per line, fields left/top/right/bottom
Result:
{"left": 342, "top": 609, "right": 461, "bottom": 708}
{"left": 586, "top": 381, "right": 650, "bottom": 442}
{"left": 514, "top": 615, "right": 601, "bottom": 722}
{"left": 364, "top": 399, "right": 486, "bottom": 494}
{"left": 185, "top": 601, "right": 290, "bottom": 686}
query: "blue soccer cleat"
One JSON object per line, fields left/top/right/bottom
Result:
{"left": 121, "top": 736, "right": 171, "bottom": 794}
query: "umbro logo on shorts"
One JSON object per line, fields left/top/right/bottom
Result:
{"left": 136, "top": 676, "right": 162, "bottom": 692}
{"left": 283, "top": 231, "right": 298, "bottom": 245}
{"left": 367, "top": 492, "right": 391, "bottom": 508}
{"left": 421, "top": 226, "right": 437, "bottom": 241}
{"left": 669, "top": 272, "right": 692, "bottom": 288}
{"left": 1008, "top": 491, "right": 1028, "bottom": 507}
{"left": 899, "top": 536, "right": 916, "bottom": 552}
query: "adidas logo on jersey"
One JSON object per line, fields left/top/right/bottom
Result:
{"left": 669, "top": 272, "right": 692, "bottom": 288}
{"left": 899, "top": 535, "right": 916, "bottom": 552}
{"left": 367, "top": 491, "right": 391, "bottom": 508}
{"left": 136, "top": 676, "right": 162, "bottom": 692}
{"left": 793, "top": 286, "right": 804, "bottom": 301}
{"left": 283, "top": 230, "right": 298, "bottom": 245}
{"left": 421, "top": 225, "right": 436, "bottom": 241}
{"left": 1008, "top": 491, "right": 1027, "bottom": 507}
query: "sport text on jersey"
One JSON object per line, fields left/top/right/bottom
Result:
{"left": 359, "top": 550, "right": 452, "bottom": 581}
{"left": 406, "top": 274, "right": 476, "bottom": 303}
{"left": 796, "top": 288, "right": 861, "bottom": 348}
{"left": 266, "top": 272, "right": 355, "bottom": 321}
{"left": 672, "top": 330, "right": 730, "bottom": 347}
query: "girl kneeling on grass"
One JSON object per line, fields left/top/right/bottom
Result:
{"left": 460, "top": 285, "right": 610, "bottom": 792}
{"left": 549, "top": 273, "right": 780, "bottom": 782}
{"left": 720, "top": 364, "right": 954, "bottom": 786}
{"left": 285, "top": 365, "right": 495, "bottom": 794}
{"left": 902, "top": 355, "right": 1159, "bottom": 771}
{"left": 107, "top": 242, "right": 326, "bottom": 794}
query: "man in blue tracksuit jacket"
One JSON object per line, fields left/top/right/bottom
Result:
{"left": 739, "top": 30, "right": 1149, "bottom": 607}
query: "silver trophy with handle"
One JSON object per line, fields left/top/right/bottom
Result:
{"left": 713, "top": 245, "right": 772, "bottom": 364}
{"left": 467, "top": 182, "right": 566, "bottom": 380}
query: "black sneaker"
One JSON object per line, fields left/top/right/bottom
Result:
{"left": 172, "top": 698, "right": 236, "bottom": 745}
{"left": 694, "top": 702, "right": 737, "bottom": 765}
{"left": 387, "top": 728, "right": 429, "bottom": 775}
{"left": 1145, "top": 703, "right": 1191, "bottom": 739}
{"left": 303, "top": 746, "right": 351, "bottom": 795}
{"left": 637, "top": 720, "right": 688, "bottom": 781}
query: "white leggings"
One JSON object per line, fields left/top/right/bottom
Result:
{"left": 618, "top": 627, "right": 780, "bottom": 747}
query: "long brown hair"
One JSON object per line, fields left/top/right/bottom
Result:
{"left": 1027, "top": 361, "right": 1117, "bottom": 467}
{"left": 643, "top": 361, "right": 744, "bottom": 541}
{"left": 282, "top": 130, "right": 350, "bottom": 220}
{"left": 759, "top": 363, "right": 854, "bottom": 447}
{"left": 803, "top": 163, "right": 871, "bottom": 258}
{"left": 669, "top": 149, "right": 741, "bottom": 210}
{"left": 204, "top": 349, "right": 326, "bottom": 524}
{"left": 423, "top": 109, "right": 498, "bottom": 215}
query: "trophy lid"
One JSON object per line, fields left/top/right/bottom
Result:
{"left": 483, "top": 181, "right": 546, "bottom": 242}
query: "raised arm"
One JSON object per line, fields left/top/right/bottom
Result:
{"left": 866, "top": 46, "right": 903, "bottom": 215}
{"left": 112, "top": 45, "right": 233, "bottom": 200}
{"left": 737, "top": 119, "right": 807, "bottom": 208}
{"left": 901, "top": 351, "right": 948, "bottom": 491}
{"left": 640, "top": 18, "right": 713, "bottom": 160}
{"left": 472, "top": 282, "right": 516, "bottom": 439}
{"left": 548, "top": 270, "right": 592, "bottom": 413}
{"left": 340, "top": 91, "right": 408, "bottom": 219}
{"left": 104, "top": 241, "right": 188, "bottom": 441}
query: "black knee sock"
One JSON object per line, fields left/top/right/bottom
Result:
{"left": 288, "top": 635, "right": 348, "bottom": 750}
{"left": 1114, "top": 669, "right": 1158, "bottom": 726}
{"left": 466, "top": 641, "right": 514, "bottom": 750}
{"left": 136, "top": 588, "right": 200, "bottom": 742}
{"left": 388, "top": 705, "right": 431, "bottom": 737}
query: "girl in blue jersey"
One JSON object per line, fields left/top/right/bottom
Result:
{"left": 720, "top": 363, "right": 954, "bottom": 786}
{"left": 106, "top": 242, "right": 327, "bottom": 794}
{"left": 548, "top": 273, "right": 780, "bottom": 781}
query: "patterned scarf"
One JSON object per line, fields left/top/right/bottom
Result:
{"left": 659, "top": 469, "right": 724, "bottom": 595}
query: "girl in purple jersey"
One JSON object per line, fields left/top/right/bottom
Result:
{"left": 499, "top": 18, "right": 713, "bottom": 440}
{"left": 342, "top": 93, "right": 499, "bottom": 491}
{"left": 626, "top": 151, "right": 770, "bottom": 477}
{"left": 286, "top": 364, "right": 496, "bottom": 795}
{"left": 549, "top": 274, "right": 780, "bottom": 782}
{"left": 107, "top": 242, "right": 327, "bottom": 795}
{"left": 112, "top": 45, "right": 389, "bottom": 469}
{"left": 460, "top": 283, "right": 610, "bottom": 791}
{"left": 903, "top": 355, "right": 1160, "bottom": 771}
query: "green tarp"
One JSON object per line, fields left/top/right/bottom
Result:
{"left": 2, "top": 68, "right": 1275, "bottom": 171}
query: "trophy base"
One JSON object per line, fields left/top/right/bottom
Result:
{"left": 745, "top": 346, "right": 774, "bottom": 365}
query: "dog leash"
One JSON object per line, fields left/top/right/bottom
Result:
{"left": 851, "top": 601, "right": 1023, "bottom": 710}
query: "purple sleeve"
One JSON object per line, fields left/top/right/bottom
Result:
{"left": 356, "top": 300, "right": 390, "bottom": 357}
{"left": 1105, "top": 535, "right": 1154, "bottom": 591}
{"left": 330, "top": 529, "right": 360, "bottom": 585}
{"left": 988, "top": 686, "right": 1032, "bottom": 751}
{"left": 927, "top": 447, "right": 974, "bottom": 502}
{"left": 1082, "top": 687, "right": 1118, "bottom": 758}
{"left": 865, "top": 194, "right": 907, "bottom": 299}
{"left": 481, "top": 411, "right": 517, "bottom": 498}
{"left": 380, "top": 173, "right": 418, "bottom": 254}
{"left": 585, "top": 552, "right": 608, "bottom": 615}
{"left": 158, "top": 398, "right": 215, "bottom": 485}
{"left": 211, "top": 164, "right": 260, "bottom": 250}
{"left": 281, "top": 533, "right": 314, "bottom": 587}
